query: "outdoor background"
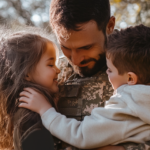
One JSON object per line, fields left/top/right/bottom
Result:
{"left": 0, "top": 0, "right": 150, "bottom": 55}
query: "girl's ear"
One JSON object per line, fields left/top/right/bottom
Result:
{"left": 127, "top": 72, "right": 138, "bottom": 85}
{"left": 25, "top": 74, "right": 32, "bottom": 81}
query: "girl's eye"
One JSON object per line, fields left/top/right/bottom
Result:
{"left": 49, "top": 65, "right": 54, "bottom": 67}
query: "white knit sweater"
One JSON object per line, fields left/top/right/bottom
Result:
{"left": 41, "top": 84, "right": 150, "bottom": 149}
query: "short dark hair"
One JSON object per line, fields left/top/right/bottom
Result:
{"left": 107, "top": 24, "right": 150, "bottom": 84}
{"left": 50, "top": 0, "right": 110, "bottom": 39}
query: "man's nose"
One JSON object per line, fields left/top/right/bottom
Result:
{"left": 71, "top": 50, "right": 84, "bottom": 66}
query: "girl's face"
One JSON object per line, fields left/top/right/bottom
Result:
{"left": 27, "top": 41, "right": 60, "bottom": 93}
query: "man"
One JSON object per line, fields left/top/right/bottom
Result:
{"left": 50, "top": 0, "right": 150, "bottom": 150}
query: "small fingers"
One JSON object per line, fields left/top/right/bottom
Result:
{"left": 20, "top": 91, "right": 31, "bottom": 98}
{"left": 19, "top": 96, "right": 30, "bottom": 103}
{"left": 23, "top": 87, "right": 37, "bottom": 94}
{"left": 18, "top": 102, "right": 29, "bottom": 109}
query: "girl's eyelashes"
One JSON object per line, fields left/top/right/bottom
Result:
{"left": 48, "top": 64, "right": 54, "bottom": 67}
{"left": 48, "top": 60, "right": 56, "bottom": 67}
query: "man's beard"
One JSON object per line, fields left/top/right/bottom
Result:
{"left": 68, "top": 53, "right": 106, "bottom": 77}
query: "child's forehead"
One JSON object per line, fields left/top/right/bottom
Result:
{"left": 106, "top": 57, "right": 115, "bottom": 68}
{"left": 46, "top": 40, "right": 55, "bottom": 49}
{"left": 106, "top": 57, "right": 112, "bottom": 64}
{"left": 44, "top": 41, "right": 57, "bottom": 58}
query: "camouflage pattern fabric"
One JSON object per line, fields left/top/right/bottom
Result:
{"left": 58, "top": 56, "right": 73, "bottom": 84}
{"left": 120, "top": 141, "right": 150, "bottom": 150}
{"left": 54, "top": 56, "right": 150, "bottom": 150}
{"left": 57, "top": 56, "right": 113, "bottom": 120}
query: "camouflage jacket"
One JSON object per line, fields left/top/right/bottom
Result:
{"left": 54, "top": 56, "right": 150, "bottom": 150}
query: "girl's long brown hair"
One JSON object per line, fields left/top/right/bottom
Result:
{"left": 0, "top": 28, "right": 58, "bottom": 149}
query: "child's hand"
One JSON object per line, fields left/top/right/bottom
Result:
{"left": 19, "top": 88, "right": 52, "bottom": 116}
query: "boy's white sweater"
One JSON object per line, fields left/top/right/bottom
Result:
{"left": 41, "top": 84, "right": 150, "bottom": 149}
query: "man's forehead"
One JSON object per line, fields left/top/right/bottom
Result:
{"left": 58, "top": 35, "right": 96, "bottom": 49}
{"left": 77, "top": 20, "right": 99, "bottom": 31}
{"left": 57, "top": 21, "right": 104, "bottom": 49}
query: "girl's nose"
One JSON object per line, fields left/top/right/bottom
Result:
{"left": 56, "top": 66, "right": 60, "bottom": 74}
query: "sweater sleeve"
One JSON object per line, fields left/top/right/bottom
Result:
{"left": 41, "top": 104, "right": 129, "bottom": 149}
{"left": 41, "top": 90, "right": 150, "bottom": 149}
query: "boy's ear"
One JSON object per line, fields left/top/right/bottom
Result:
{"left": 127, "top": 72, "right": 138, "bottom": 85}
{"left": 25, "top": 74, "right": 32, "bottom": 81}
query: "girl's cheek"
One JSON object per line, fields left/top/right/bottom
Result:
{"left": 53, "top": 68, "right": 58, "bottom": 74}
{"left": 49, "top": 69, "right": 57, "bottom": 77}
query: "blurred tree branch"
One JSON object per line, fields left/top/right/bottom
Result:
{"left": 0, "top": 0, "right": 150, "bottom": 29}
{"left": 9, "top": 0, "right": 34, "bottom": 25}
{"left": 0, "top": 0, "right": 51, "bottom": 30}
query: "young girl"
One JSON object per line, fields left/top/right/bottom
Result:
{"left": 0, "top": 28, "right": 60, "bottom": 150}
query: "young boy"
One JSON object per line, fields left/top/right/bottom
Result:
{"left": 19, "top": 24, "right": 150, "bottom": 149}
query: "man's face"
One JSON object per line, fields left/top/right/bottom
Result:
{"left": 58, "top": 20, "right": 111, "bottom": 77}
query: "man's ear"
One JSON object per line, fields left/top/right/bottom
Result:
{"left": 127, "top": 72, "right": 138, "bottom": 85}
{"left": 25, "top": 74, "right": 32, "bottom": 81}
{"left": 106, "top": 16, "right": 115, "bottom": 35}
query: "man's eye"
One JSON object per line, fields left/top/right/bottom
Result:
{"left": 84, "top": 46, "right": 91, "bottom": 50}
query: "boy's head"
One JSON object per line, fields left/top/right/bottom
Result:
{"left": 106, "top": 24, "right": 150, "bottom": 90}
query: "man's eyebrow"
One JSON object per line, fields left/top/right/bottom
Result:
{"left": 77, "top": 43, "right": 94, "bottom": 50}
{"left": 61, "top": 45, "right": 71, "bottom": 50}
{"left": 61, "top": 43, "right": 94, "bottom": 50}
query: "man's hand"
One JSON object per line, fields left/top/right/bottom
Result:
{"left": 91, "top": 146, "right": 125, "bottom": 150}
{"left": 19, "top": 87, "right": 52, "bottom": 116}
